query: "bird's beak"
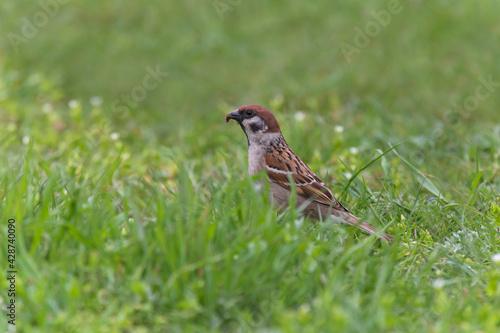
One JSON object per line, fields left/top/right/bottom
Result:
{"left": 225, "top": 110, "right": 242, "bottom": 123}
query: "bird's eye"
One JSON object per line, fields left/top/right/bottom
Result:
{"left": 245, "top": 110, "right": 254, "bottom": 117}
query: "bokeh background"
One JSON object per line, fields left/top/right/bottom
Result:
{"left": 3, "top": 0, "right": 500, "bottom": 137}
{"left": 1, "top": 0, "right": 500, "bottom": 332}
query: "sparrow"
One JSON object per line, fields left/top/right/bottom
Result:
{"left": 226, "top": 104, "right": 393, "bottom": 242}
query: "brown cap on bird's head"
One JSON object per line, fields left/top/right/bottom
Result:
{"left": 225, "top": 104, "right": 281, "bottom": 133}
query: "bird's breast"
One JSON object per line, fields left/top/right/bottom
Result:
{"left": 248, "top": 144, "right": 267, "bottom": 175}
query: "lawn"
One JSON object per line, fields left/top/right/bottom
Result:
{"left": 0, "top": 0, "right": 500, "bottom": 332}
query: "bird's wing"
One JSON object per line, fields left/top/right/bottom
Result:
{"left": 265, "top": 149, "right": 346, "bottom": 210}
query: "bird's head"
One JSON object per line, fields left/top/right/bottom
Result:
{"left": 225, "top": 104, "right": 281, "bottom": 145}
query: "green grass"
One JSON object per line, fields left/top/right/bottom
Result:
{"left": 1, "top": 1, "right": 500, "bottom": 332}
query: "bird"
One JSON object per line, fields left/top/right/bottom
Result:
{"left": 225, "top": 104, "right": 393, "bottom": 242}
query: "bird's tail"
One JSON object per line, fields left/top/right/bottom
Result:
{"left": 344, "top": 213, "right": 393, "bottom": 242}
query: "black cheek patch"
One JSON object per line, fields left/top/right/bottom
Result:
{"left": 250, "top": 123, "right": 262, "bottom": 132}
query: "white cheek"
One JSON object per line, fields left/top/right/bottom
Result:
{"left": 242, "top": 118, "right": 268, "bottom": 140}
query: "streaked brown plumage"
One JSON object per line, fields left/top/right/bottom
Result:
{"left": 226, "top": 104, "right": 393, "bottom": 242}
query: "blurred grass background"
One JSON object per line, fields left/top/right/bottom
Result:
{"left": 1, "top": 0, "right": 500, "bottom": 332}
{"left": 2, "top": 0, "right": 500, "bottom": 132}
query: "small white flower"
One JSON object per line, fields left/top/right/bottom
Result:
{"left": 90, "top": 96, "right": 103, "bottom": 106}
{"left": 294, "top": 111, "right": 306, "bottom": 122}
{"left": 344, "top": 172, "right": 352, "bottom": 179}
{"left": 110, "top": 133, "right": 119, "bottom": 140}
{"left": 492, "top": 253, "right": 500, "bottom": 263}
{"left": 42, "top": 103, "right": 53, "bottom": 113}
{"left": 128, "top": 217, "right": 134, "bottom": 223}
{"left": 294, "top": 218, "right": 304, "bottom": 229}
{"left": 299, "top": 303, "right": 311, "bottom": 313}
{"left": 68, "top": 100, "right": 79, "bottom": 109}
{"left": 432, "top": 278, "right": 445, "bottom": 289}
{"left": 253, "top": 183, "right": 263, "bottom": 192}
{"left": 334, "top": 125, "right": 344, "bottom": 134}
{"left": 22, "top": 136, "right": 30, "bottom": 145}
{"left": 349, "top": 147, "right": 359, "bottom": 155}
